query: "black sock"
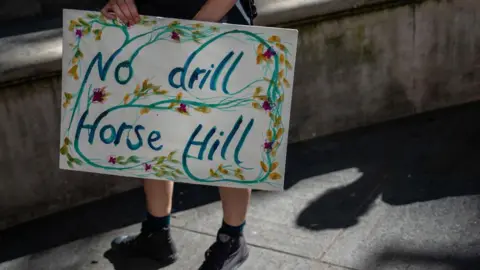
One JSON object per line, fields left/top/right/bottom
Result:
{"left": 142, "top": 212, "right": 170, "bottom": 233}
{"left": 218, "top": 220, "right": 245, "bottom": 238}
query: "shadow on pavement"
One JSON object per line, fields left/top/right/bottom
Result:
{"left": 366, "top": 247, "right": 480, "bottom": 270}
{"left": 103, "top": 249, "right": 174, "bottom": 270}
{"left": 1, "top": 101, "right": 480, "bottom": 264}
{"left": 295, "top": 101, "right": 480, "bottom": 230}
{"left": 0, "top": 183, "right": 220, "bottom": 263}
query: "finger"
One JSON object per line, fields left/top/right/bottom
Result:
{"left": 117, "top": 0, "right": 134, "bottom": 24}
{"left": 112, "top": 3, "right": 128, "bottom": 24}
{"left": 101, "top": 5, "right": 116, "bottom": 19}
{"left": 125, "top": 0, "right": 140, "bottom": 23}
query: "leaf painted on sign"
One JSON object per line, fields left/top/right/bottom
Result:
{"left": 155, "top": 156, "right": 166, "bottom": 164}
{"left": 268, "top": 35, "right": 281, "bottom": 42}
{"left": 271, "top": 162, "right": 279, "bottom": 171}
{"left": 167, "top": 151, "right": 176, "bottom": 161}
{"left": 72, "top": 158, "right": 83, "bottom": 165}
{"left": 140, "top": 107, "right": 150, "bottom": 115}
{"left": 269, "top": 172, "right": 282, "bottom": 180}
{"left": 275, "top": 42, "right": 286, "bottom": 51}
{"left": 218, "top": 164, "right": 229, "bottom": 175}
{"left": 68, "top": 65, "right": 79, "bottom": 80}
{"left": 277, "top": 94, "right": 284, "bottom": 103}
{"left": 86, "top": 13, "right": 98, "bottom": 19}
{"left": 257, "top": 44, "right": 264, "bottom": 55}
{"left": 60, "top": 145, "right": 68, "bottom": 155}
{"left": 254, "top": 87, "right": 262, "bottom": 96}
{"left": 93, "top": 29, "right": 102, "bottom": 40}
{"left": 260, "top": 161, "right": 268, "bottom": 172}
{"left": 267, "top": 129, "right": 273, "bottom": 141}
{"left": 285, "top": 60, "right": 293, "bottom": 70}
{"left": 274, "top": 116, "right": 282, "bottom": 127}
{"left": 276, "top": 128, "right": 284, "bottom": 139}
{"left": 210, "top": 169, "right": 220, "bottom": 178}
{"left": 194, "top": 106, "right": 211, "bottom": 113}
{"left": 256, "top": 55, "right": 264, "bottom": 65}
{"left": 123, "top": 94, "right": 130, "bottom": 104}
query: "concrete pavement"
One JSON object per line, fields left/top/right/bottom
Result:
{"left": 1, "top": 101, "right": 480, "bottom": 270}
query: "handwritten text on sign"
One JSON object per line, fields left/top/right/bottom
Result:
{"left": 60, "top": 9, "right": 298, "bottom": 191}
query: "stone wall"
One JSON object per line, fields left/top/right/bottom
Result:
{"left": 1, "top": 0, "right": 479, "bottom": 229}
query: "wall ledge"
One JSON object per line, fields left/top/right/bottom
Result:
{"left": 0, "top": 0, "right": 424, "bottom": 85}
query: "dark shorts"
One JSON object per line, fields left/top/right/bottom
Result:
{"left": 135, "top": 0, "right": 252, "bottom": 25}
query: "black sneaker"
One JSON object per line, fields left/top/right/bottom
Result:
{"left": 111, "top": 227, "right": 177, "bottom": 266}
{"left": 199, "top": 233, "right": 249, "bottom": 270}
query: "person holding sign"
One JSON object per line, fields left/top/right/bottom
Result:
{"left": 101, "top": 0, "right": 257, "bottom": 269}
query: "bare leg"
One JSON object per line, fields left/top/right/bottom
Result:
{"left": 111, "top": 179, "right": 177, "bottom": 265}
{"left": 219, "top": 186, "right": 251, "bottom": 226}
{"left": 143, "top": 179, "right": 174, "bottom": 217}
{"left": 199, "top": 187, "right": 251, "bottom": 269}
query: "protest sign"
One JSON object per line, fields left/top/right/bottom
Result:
{"left": 60, "top": 9, "right": 298, "bottom": 191}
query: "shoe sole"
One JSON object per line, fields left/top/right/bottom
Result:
{"left": 231, "top": 247, "right": 250, "bottom": 270}
{"left": 111, "top": 242, "right": 178, "bottom": 267}
{"left": 153, "top": 255, "right": 178, "bottom": 268}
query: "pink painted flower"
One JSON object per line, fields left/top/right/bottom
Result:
{"left": 92, "top": 87, "right": 109, "bottom": 103}
{"left": 171, "top": 31, "right": 180, "bottom": 41}
{"left": 75, "top": 29, "right": 83, "bottom": 38}
{"left": 263, "top": 141, "right": 274, "bottom": 152}
{"left": 177, "top": 103, "right": 187, "bottom": 113}
{"left": 108, "top": 156, "right": 117, "bottom": 164}
{"left": 144, "top": 163, "right": 152, "bottom": 171}
{"left": 263, "top": 47, "right": 276, "bottom": 59}
{"left": 262, "top": 100, "right": 272, "bottom": 111}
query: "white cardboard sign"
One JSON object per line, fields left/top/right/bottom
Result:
{"left": 60, "top": 9, "right": 298, "bottom": 191}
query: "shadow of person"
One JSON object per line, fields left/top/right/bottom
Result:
{"left": 296, "top": 173, "right": 382, "bottom": 230}
{"left": 104, "top": 248, "right": 174, "bottom": 270}
{"left": 295, "top": 101, "right": 480, "bottom": 231}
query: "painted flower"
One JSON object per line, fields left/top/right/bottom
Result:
{"left": 108, "top": 156, "right": 117, "bottom": 164}
{"left": 263, "top": 141, "right": 274, "bottom": 152}
{"left": 75, "top": 29, "right": 83, "bottom": 39}
{"left": 263, "top": 47, "right": 276, "bottom": 59}
{"left": 144, "top": 163, "right": 152, "bottom": 171}
{"left": 177, "top": 103, "right": 187, "bottom": 113}
{"left": 171, "top": 31, "right": 180, "bottom": 41}
{"left": 92, "top": 87, "right": 109, "bottom": 103}
{"left": 262, "top": 100, "right": 273, "bottom": 111}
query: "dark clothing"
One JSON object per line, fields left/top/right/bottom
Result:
{"left": 136, "top": 0, "right": 252, "bottom": 25}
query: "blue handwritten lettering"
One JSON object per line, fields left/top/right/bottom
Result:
{"left": 168, "top": 50, "right": 243, "bottom": 94}
{"left": 147, "top": 131, "right": 163, "bottom": 151}
{"left": 75, "top": 110, "right": 162, "bottom": 151}
{"left": 183, "top": 116, "right": 253, "bottom": 167}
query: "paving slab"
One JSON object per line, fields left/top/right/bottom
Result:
{"left": 0, "top": 226, "right": 349, "bottom": 270}
{"left": 172, "top": 168, "right": 365, "bottom": 260}
{"left": 322, "top": 196, "right": 480, "bottom": 270}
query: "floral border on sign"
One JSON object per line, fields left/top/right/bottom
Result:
{"left": 60, "top": 12, "right": 294, "bottom": 187}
